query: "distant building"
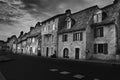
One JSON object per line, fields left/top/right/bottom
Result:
{"left": 0, "top": 40, "right": 7, "bottom": 51}
{"left": 17, "top": 31, "right": 24, "bottom": 53}
{"left": 7, "top": 35, "right": 17, "bottom": 52}
{"left": 25, "top": 22, "right": 42, "bottom": 55}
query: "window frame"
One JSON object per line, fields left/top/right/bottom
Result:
{"left": 94, "top": 27, "right": 104, "bottom": 38}
{"left": 62, "top": 34, "right": 68, "bottom": 42}
{"left": 73, "top": 32, "right": 83, "bottom": 41}
{"left": 94, "top": 43, "right": 108, "bottom": 54}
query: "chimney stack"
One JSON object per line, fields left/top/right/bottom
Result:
{"left": 65, "top": 9, "right": 71, "bottom": 16}
{"left": 35, "top": 22, "right": 42, "bottom": 28}
{"left": 30, "top": 27, "right": 34, "bottom": 31}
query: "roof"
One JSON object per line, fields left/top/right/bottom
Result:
{"left": 58, "top": 5, "right": 99, "bottom": 34}
{"left": 27, "top": 27, "right": 41, "bottom": 38}
{"left": 91, "top": 1, "right": 117, "bottom": 27}
{"left": 42, "top": 14, "right": 64, "bottom": 24}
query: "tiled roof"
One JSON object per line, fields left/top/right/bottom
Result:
{"left": 27, "top": 27, "right": 41, "bottom": 38}
{"left": 58, "top": 5, "right": 99, "bottom": 34}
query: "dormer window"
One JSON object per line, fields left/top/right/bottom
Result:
{"left": 53, "top": 24, "right": 56, "bottom": 30}
{"left": 66, "top": 17, "right": 72, "bottom": 29}
{"left": 94, "top": 10, "right": 102, "bottom": 23}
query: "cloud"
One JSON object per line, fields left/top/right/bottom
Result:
{"left": 19, "top": 0, "right": 114, "bottom": 19}
{"left": 0, "top": 0, "right": 24, "bottom": 25}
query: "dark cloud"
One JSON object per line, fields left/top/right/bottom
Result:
{"left": 20, "top": 0, "right": 114, "bottom": 19}
{"left": 0, "top": 1, "right": 24, "bottom": 25}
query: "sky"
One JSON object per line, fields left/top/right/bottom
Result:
{"left": 0, "top": 0, "right": 114, "bottom": 41}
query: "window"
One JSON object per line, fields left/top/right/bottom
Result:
{"left": 94, "top": 43, "right": 108, "bottom": 54}
{"left": 94, "top": 27, "right": 104, "bottom": 38}
{"left": 62, "top": 34, "right": 68, "bottom": 42}
{"left": 53, "top": 24, "right": 56, "bottom": 30}
{"left": 66, "top": 17, "right": 71, "bottom": 29}
{"left": 94, "top": 11, "right": 102, "bottom": 23}
{"left": 32, "top": 38, "right": 35, "bottom": 43}
{"left": 63, "top": 48, "right": 69, "bottom": 58}
{"left": 73, "top": 32, "right": 83, "bottom": 41}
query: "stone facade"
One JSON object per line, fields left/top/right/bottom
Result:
{"left": 58, "top": 30, "right": 86, "bottom": 59}
{"left": 7, "top": 35, "right": 17, "bottom": 52}
{"left": 41, "top": 18, "right": 59, "bottom": 57}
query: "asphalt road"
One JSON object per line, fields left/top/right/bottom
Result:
{"left": 0, "top": 52, "right": 120, "bottom": 80}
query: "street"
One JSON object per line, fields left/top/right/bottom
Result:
{"left": 0, "top": 52, "right": 120, "bottom": 80}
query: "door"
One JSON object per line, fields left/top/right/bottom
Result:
{"left": 75, "top": 48, "right": 80, "bottom": 59}
{"left": 63, "top": 48, "right": 69, "bottom": 58}
{"left": 46, "top": 47, "right": 49, "bottom": 57}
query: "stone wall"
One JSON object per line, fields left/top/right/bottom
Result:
{"left": 41, "top": 18, "right": 58, "bottom": 57}
{"left": 92, "top": 24, "right": 117, "bottom": 60}
{"left": 58, "top": 31, "right": 86, "bottom": 59}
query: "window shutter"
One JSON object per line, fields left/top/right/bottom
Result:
{"left": 80, "top": 32, "right": 83, "bottom": 41}
{"left": 94, "top": 28, "right": 97, "bottom": 38}
{"left": 73, "top": 34, "right": 74, "bottom": 41}
{"left": 94, "top": 44, "right": 97, "bottom": 54}
{"left": 100, "top": 27, "right": 104, "bottom": 37}
{"left": 94, "top": 15, "right": 97, "bottom": 23}
{"left": 104, "top": 43, "right": 108, "bottom": 54}
{"left": 62, "top": 35, "right": 64, "bottom": 42}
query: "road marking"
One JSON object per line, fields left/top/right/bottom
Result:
{"left": 94, "top": 78, "right": 100, "bottom": 80}
{"left": 59, "top": 71, "right": 70, "bottom": 75}
{"left": 73, "top": 74, "right": 84, "bottom": 79}
{"left": 0, "top": 72, "right": 6, "bottom": 80}
{"left": 49, "top": 69, "right": 58, "bottom": 72}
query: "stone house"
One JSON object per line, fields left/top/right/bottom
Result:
{"left": 27, "top": 22, "right": 42, "bottom": 55}
{"left": 58, "top": 0, "right": 120, "bottom": 60}
{"left": 20, "top": 33, "right": 28, "bottom": 54}
{"left": 0, "top": 40, "right": 7, "bottom": 51}
{"left": 89, "top": 0, "right": 120, "bottom": 60}
{"left": 7, "top": 35, "right": 17, "bottom": 52}
{"left": 41, "top": 13, "right": 66, "bottom": 57}
{"left": 58, "top": 6, "right": 99, "bottom": 60}
{"left": 16, "top": 31, "right": 24, "bottom": 53}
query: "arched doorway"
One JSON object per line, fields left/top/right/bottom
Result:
{"left": 63, "top": 48, "right": 69, "bottom": 58}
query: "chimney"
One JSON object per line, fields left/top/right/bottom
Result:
{"left": 65, "top": 9, "right": 71, "bottom": 16}
{"left": 35, "top": 22, "right": 42, "bottom": 27}
{"left": 30, "top": 27, "right": 34, "bottom": 31}
{"left": 20, "top": 31, "right": 24, "bottom": 36}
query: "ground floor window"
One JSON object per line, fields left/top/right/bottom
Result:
{"left": 63, "top": 48, "right": 69, "bottom": 58}
{"left": 94, "top": 43, "right": 108, "bottom": 54}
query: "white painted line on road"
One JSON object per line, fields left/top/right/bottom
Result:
{"left": 59, "top": 71, "right": 70, "bottom": 75}
{"left": 94, "top": 78, "right": 100, "bottom": 80}
{"left": 73, "top": 74, "right": 84, "bottom": 79}
{"left": 0, "top": 72, "right": 6, "bottom": 80}
{"left": 49, "top": 69, "right": 58, "bottom": 72}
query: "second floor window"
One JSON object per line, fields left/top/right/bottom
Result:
{"left": 94, "top": 11, "right": 102, "bottom": 23}
{"left": 66, "top": 17, "right": 72, "bottom": 29}
{"left": 62, "top": 34, "right": 68, "bottom": 42}
{"left": 94, "top": 27, "right": 104, "bottom": 38}
{"left": 73, "top": 32, "right": 83, "bottom": 41}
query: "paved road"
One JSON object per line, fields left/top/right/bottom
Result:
{"left": 0, "top": 52, "right": 120, "bottom": 80}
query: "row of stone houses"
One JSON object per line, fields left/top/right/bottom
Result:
{"left": 8, "top": 0, "right": 120, "bottom": 60}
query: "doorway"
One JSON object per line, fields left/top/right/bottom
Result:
{"left": 75, "top": 48, "right": 80, "bottom": 59}
{"left": 63, "top": 48, "right": 69, "bottom": 58}
{"left": 46, "top": 47, "right": 49, "bottom": 57}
